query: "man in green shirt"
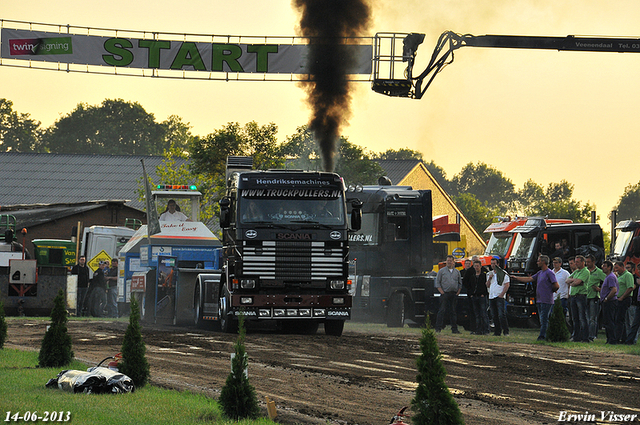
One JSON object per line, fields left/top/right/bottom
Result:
{"left": 585, "top": 254, "right": 605, "bottom": 341}
{"left": 567, "top": 255, "right": 590, "bottom": 342}
{"left": 614, "top": 261, "right": 635, "bottom": 343}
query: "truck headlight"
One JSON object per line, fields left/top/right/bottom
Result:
{"left": 333, "top": 297, "right": 345, "bottom": 305}
{"left": 240, "top": 296, "right": 253, "bottom": 305}
{"left": 330, "top": 280, "right": 345, "bottom": 290}
{"left": 241, "top": 279, "right": 256, "bottom": 289}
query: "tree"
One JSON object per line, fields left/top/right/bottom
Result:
{"left": 119, "top": 297, "right": 150, "bottom": 388}
{"left": 42, "top": 99, "right": 168, "bottom": 155}
{"left": 374, "top": 148, "right": 423, "bottom": 161}
{"left": 334, "top": 138, "right": 384, "bottom": 185}
{"left": 160, "top": 115, "right": 193, "bottom": 153}
{"left": 424, "top": 160, "right": 453, "bottom": 194}
{"left": 144, "top": 143, "right": 220, "bottom": 223}
{"left": 218, "top": 314, "right": 260, "bottom": 420}
{"left": 411, "top": 322, "right": 465, "bottom": 425}
{"left": 453, "top": 193, "right": 499, "bottom": 236}
{"left": 279, "top": 125, "right": 384, "bottom": 185}
{"left": 615, "top": 181, "right": 640, "bottom": 223}
{"left": 0, "top": 98, "right": 43, "bottom": 152}
{"left": 0, "top": 299, "right": 7, "bottom": 349}
{"left": 451, "top": 162, "right": 515, "bottom": 210}
{"left": 516, "top": 180, "right": 594, "bottom": 223}
{"left": 190, "top": 121, "right": 283, "bottom": 178}
{"left": 546, "top": 298, "right": 570, "bottom": 342}
{"left": 38, "top": 290, "right": 74, "bottom": 368}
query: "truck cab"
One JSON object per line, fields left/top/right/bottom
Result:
{"left": 610, "top": 220, "right": 640, "bottom": 267}
{"left": 217, "top": 165, "right": 355, "bottom": 336}
{"left": 346, "top": 185, "right": 440, "bottom": 327}
{"left": 506, "top": 217, "right": 604, "bottom": 320}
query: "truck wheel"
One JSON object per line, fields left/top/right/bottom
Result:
{"left": 194, "top": 283, "right": 206, "bottom": 329}
{"left": 324, "top": 320, "right": 344, "bottom": 336}
{"left": 387, "top": 292, "right": 405, "bottom": 328}
{"left": 219, "top": 292, "right": 238, "bottom": 334}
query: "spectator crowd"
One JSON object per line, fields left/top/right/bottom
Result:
{"left": 434, "top": 253, "right": 640, "bottom": 345}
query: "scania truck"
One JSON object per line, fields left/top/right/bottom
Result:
{"left": 206, "top": 157, "right": 360, "bottom": 335}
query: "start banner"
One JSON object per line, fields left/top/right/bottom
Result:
{"left": 0, "top": 28, "right": 373, "bottom": 75}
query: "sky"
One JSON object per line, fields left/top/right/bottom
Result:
{"left": 2, "top": 0, "right": 640, "bottom": 231}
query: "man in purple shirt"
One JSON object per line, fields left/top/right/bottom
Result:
{"left": 511, "top": 255, "right": 558, "bottom": 341}
{"left": 600, "top": 260, "right": 619, "bottom": 345}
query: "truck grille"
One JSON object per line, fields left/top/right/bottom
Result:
{"left": 241, "top": 241, "right": 346, "bottom": 281}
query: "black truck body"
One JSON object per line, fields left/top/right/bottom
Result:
{"left": 346, "top": 185, "right": 457, "bottom": 327}
{"left": 213, "top": 167, "right": 356, "bottom": 336}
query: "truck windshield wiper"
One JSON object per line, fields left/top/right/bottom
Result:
{"left": 244, "top": 221, "right": 289, "bottom": 229}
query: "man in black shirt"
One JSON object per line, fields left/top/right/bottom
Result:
{"left": 71, "top": 256, "right": 90, "bottom": 316}
{"left": 106, "top": 258, "right": 119, "bottom": 318}
{"left": 90, "top": 261, "right": 108, "bottom": 317}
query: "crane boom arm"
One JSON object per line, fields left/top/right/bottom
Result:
{"left": 372, "top": 31, "right": 640, "bottom": 99}
{"left": 465, "top": 34, "right": 640, "bottom": 53}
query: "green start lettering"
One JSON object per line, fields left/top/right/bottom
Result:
{"left": 211, "top": 44, "right": 244, "bottom": 72}
{"left": 170, "top": 42, "right": 206, "bottom": 71}
{"left": 138, "top": 40, "right": 171, "bottom": 68}
{"left": 247, "top": 44, "right": 278, "bottom": 72}
{"left": 103, "top": 38, "right": 134, "bottom": 66}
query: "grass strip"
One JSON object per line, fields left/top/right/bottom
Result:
{"left": 0, "top": 348, "right": 273, "bottom": 425}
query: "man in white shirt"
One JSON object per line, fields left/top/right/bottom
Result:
{"left": 552, "top": 257, "right": 570, "bottom": 315}
{"left": 159, "top": 200, "right": 188, "bottom": 221}
{"left": 487, "top": 257, "right": 510, "bottom": 336}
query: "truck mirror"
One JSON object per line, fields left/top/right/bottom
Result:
{"left": 219, "top": 197, "right": 231, "bottom": 228}
{"left": 351, "top": 209, "right": 362, "bottom": 231}
{"left": 350, "top": 199, "right": 362, "bottom": 231}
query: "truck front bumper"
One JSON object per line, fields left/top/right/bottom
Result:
{"left": 230, "top": 294, "right": 351, "bottom": 319}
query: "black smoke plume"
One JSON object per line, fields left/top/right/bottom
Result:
{"left": 294, "top": 0, "right": 371, "bottom": 172}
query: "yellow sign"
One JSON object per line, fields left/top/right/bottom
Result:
{"left": 87, "top": 250, "right": 112, "bottom": 272}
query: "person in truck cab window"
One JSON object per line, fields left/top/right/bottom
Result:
{"left": 313, "top": 199, "right": 333, "bottom": 218}
{"left": 550, "top": 241, "right": 566, "bottom": 260}
{"left": 160, "top": 199, "right": 188, "bottom": 221}
{"left": 243, "top": 201, "right": 263, "bottom": 221}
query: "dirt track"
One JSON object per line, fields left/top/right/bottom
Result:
{"left": 6, "top": 319, "right": 640, "bottom": 424}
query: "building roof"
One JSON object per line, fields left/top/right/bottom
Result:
{"left": 0, "top": 201, "right": 141, "bottom": 230}
{"left": 377, "top": 159, "right": 422, "bottom": 185}
{"left": 0, "top": 153, "right": 185, "bottom": 211}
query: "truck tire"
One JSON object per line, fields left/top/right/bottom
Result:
{"left": 219, "top": 291, "right": 238, "bottom": 334}
{"left": 387, "top": 292, "right": 405, "bottom": 328}
{"left": 324, "top": 320, "right": 345, "bottom": 336}
{"left": 193, "top": 283, "right": 207, "bottom": 329}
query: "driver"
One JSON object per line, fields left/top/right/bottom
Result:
{"left": 159, "top": 200, "right": 188, "bottom": 221}
{"left": 243, "top": 201, "right": 263, "bottom": 221}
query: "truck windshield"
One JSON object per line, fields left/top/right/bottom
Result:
{"left": 484, "top": 232, "right": 513, "bottom": 257}
{"left": 613, "top": 229, "right": 634, "bottom": 257}
{"left": 239, "top": 196, "right": 345, "bottom": 226}
{"left": 511, "top": 233, "right": 536, "bottom": 260}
